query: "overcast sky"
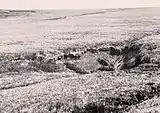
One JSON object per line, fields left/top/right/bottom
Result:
{"left": 0, "top": 0, "right": 160, "bottom": 9}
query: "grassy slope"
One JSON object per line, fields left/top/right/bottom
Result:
{"left": 1, "top": 7, "right": 160, "bottom": 113}
{"left": 0, "top": 8, "right": 160, "bottom": 53}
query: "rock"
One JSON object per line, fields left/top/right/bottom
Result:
{"left": 87, "top": 48, "right": 98, "bottom": 53}
{"left": 98, "top": 47, "right": 109, "bottom": 52}
{"left": 69, "top": 51, "right": 81, "bottom": 59}
{"left": 63, "top": 51, "right": 81, "bottom": 59}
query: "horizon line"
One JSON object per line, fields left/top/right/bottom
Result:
{"left": 0, "top": 6, "right": 160, "bottom": 10}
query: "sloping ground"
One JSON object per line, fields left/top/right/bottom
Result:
{"left": 0, "top": 29, "right": 159, "bottom": 74}
{"left": 1, "top": 7, "right": 160, "bottom": 53}
{"left": 1, "top": 33, "right": 160, "bottom": 113}
{"left": 1, "top": 8, "right": 160, "bottom": 113}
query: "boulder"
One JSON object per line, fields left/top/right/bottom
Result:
{"left": 87, "top": 48, "right": 98, "bottom": 53}
{"left": 68, "top": 51, "right": 81, "bottom": 59}
{"left": 63, "top": 51, "right": 81, "bottom": 59}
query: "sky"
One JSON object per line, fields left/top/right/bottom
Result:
{"left": 0, "top": 0, "right": 160, "bottom": 9}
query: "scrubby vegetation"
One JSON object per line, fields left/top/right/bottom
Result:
{"left": 1, "top": 8, "right": 160, "bottom": 113}
{"left": 72, "top": 83, "right": 160, "bottom": 113}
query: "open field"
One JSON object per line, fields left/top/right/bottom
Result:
{"left": 1, "top": 7, "right": 160, "bottom": 113}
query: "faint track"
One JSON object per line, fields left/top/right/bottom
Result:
{"left": 0, "top": 72, "right": 77, "bottom": 91}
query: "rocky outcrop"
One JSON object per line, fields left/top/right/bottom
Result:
{"left": 63, "top": 51, "right": 82, "bottom": 59}
{"left": 87, "top": 48, "right": 98, "bottom": 53}
{"left": 62, "top": 49, "right": 87, "bottom": 60}
{"left": 0, "top": 39, "right": 159, "bottom": 74}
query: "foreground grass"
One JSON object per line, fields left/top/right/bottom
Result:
{"left": 1, "top": 71, "right": 160, "bottom": 113}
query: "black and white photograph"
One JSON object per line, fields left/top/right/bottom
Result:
{"left": 1, "top": 0, "right": 160, "bottom": 113}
